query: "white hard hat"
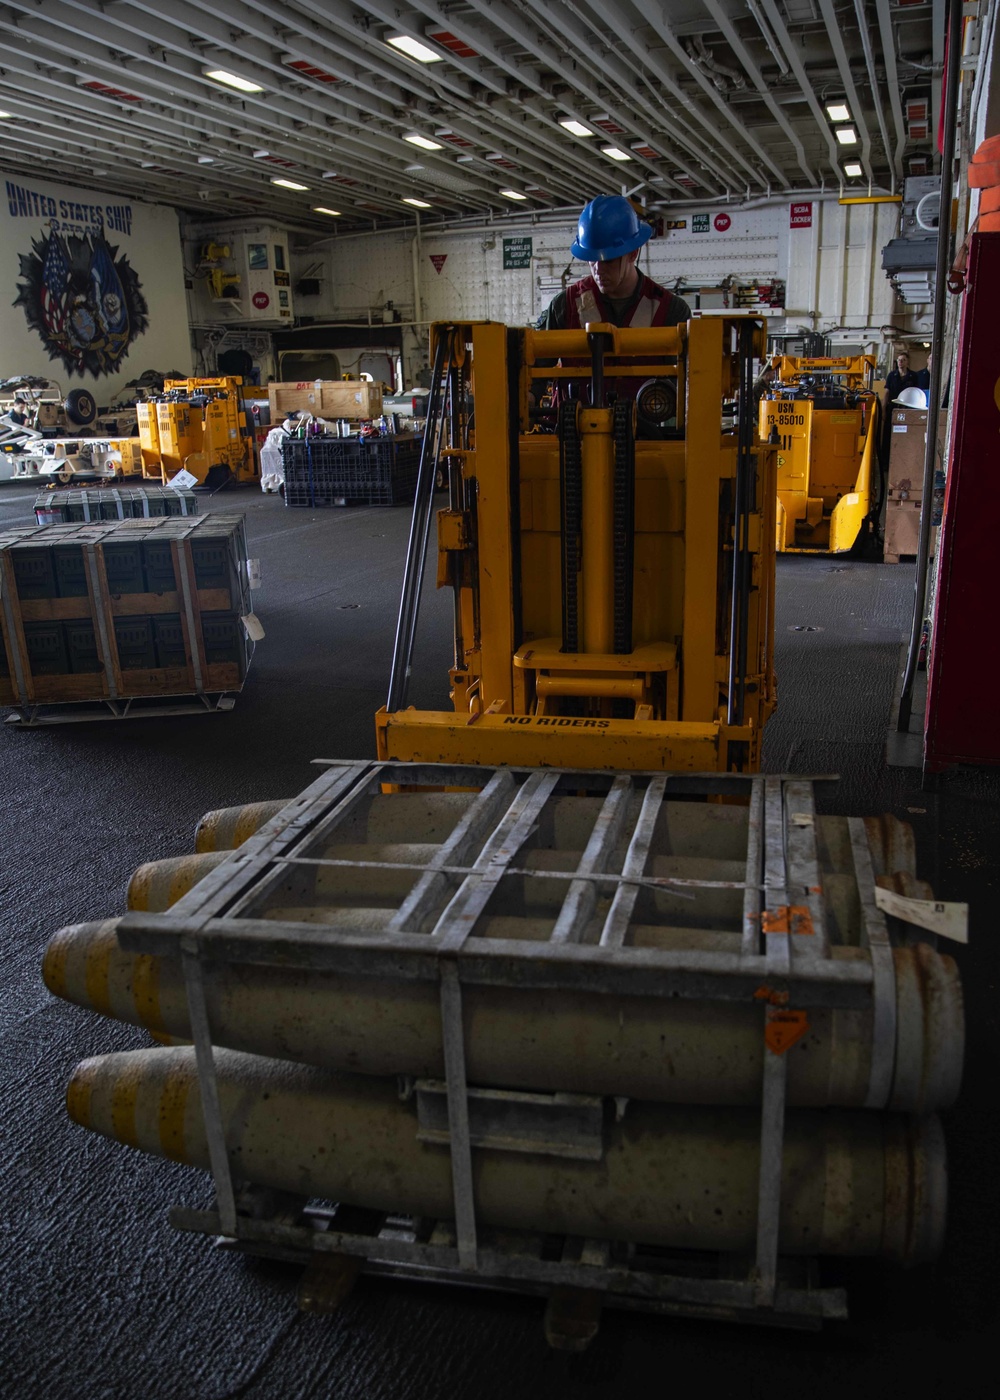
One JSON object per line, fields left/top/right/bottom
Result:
{"left": 896, "top": 386, "right": 927, "bottom": 408}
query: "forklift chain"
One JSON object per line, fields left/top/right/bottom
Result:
{"left": 612, "top": 401, "right": 635, "bottom": 656}
{"left": 559, "top": 400, "right": 581, "bottom": 654}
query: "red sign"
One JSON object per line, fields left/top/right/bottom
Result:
{"left": 713, "top": 212, "right": 731, "bottom": 232}
{"left": 252, "top": 291, "right": 270, "bottom": 309}
{"left": 790, "top": 202, "right": 813, "bottom": 228}
{"left": 429, "top": 254, "right": 448, "bottom": 274}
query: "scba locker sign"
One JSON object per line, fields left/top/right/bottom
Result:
{"left": 790, "top": 202, "right": 813, "bottom": 228}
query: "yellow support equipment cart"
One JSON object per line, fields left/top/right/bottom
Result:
{"left": 759, "top": 355, "right": 879, "bottom": 553}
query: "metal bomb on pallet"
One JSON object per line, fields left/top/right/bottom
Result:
{"left": 45, "top": 762, "right": 962, "bottom": 1336}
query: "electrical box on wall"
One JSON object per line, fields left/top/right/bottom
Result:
{"left": 184, "top": 221, "right": 296, "bottom": 326}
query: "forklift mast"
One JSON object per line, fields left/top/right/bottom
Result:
{"left": 380, "top": 318, "right": 776, "bottom": 773}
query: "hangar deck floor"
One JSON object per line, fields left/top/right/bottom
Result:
{"left": 0, "top": 481, "right": 995, "bottom": 1400}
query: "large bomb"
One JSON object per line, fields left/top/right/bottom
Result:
{"left": 44, "top": 918, "right": 963, "bottom": 1111}
{"left": 67, "top": 1045, "right": 946, "bottom": 1263}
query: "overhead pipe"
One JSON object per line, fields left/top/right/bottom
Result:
{"left": 874, "top": 0, "right": 909, "bottom": 183}
{"left": 745, "top": 0, "right": 789, "bottom": 76}
{"left": 756, "top": 0, "right": 844, "bottom": 184}
{"left": 897, "top": 0, "right": 962, "bottom": 734}
{"left": 701, "top": 0, "right": 815, "bottom": 185}
{"left": 626, "top": 0, "right": 789, "bottom": 189}
{"left": 685, "top": 34, "right": 748, "bottom": 91}
{"left": 511, "top": 0, "right": 743, "bottom": 193}
{"left": 287, "top": 0, "right": 690, "bottom": 202}
{"left": 852, "top": 0, "right": 898, "bottom": 194}
{"left": 460, "top": 0, "right": 754, "bottom": 193}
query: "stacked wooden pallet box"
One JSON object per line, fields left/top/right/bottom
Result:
{"left": 267, "top": 379, "right": 383, "bottom": 421}
{"left": 884, "top": 404, "right": 945, "bottom": 565}
{"left": 0, "top": 515, "right": 255, "bottom": 719}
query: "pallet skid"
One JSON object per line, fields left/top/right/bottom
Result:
{"left": 172, "top": 1201, "right": 846, "bottom": 1334}
{"left": 6, "top": 690, "right": 238, "bottom": 726}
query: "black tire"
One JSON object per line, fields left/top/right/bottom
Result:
{"left": 64, "top": 389, "right": 97, "bottom": 427}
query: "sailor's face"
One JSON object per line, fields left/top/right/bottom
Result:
{"left": 590, "top": 253, "right": 635, "bottom": 298}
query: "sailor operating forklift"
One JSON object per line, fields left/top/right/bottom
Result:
{"left": 533, "top": 196, "right": 692, "bottom": 432}
{"left": 537, "top": 195, "right": 692, "bottom": 334}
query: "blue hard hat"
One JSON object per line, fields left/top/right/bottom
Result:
{"left": 571, "top": 195, "right": 653, "bottom": 262}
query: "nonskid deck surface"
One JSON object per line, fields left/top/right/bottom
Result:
{"left": 0, "top": 484, "right": 995, "bottom": 1398}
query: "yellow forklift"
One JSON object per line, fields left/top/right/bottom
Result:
{"left": 759, "top": 355, "right": 879, "bottom": 553}
{"left": 379, "top": 316, "right": 777, "bottom": 773}
{"left": 136, "top": 376, "right": 258, "bottom": 488}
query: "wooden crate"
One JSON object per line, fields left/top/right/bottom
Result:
{"left": 267, "top": 380, "right": 384, "bottom": 420}
{"left": 883, "top": 499, "right": 939, "bottom": 565}
{"left": 0, "top": 516, "right": 255, "bottom": 710}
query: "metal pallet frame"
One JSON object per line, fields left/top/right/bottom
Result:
{"left": 5, "top": 692, "right": 238, "bottom": 726}
{"left": 117, "top": 761, "right": 897, "bottom": 1330}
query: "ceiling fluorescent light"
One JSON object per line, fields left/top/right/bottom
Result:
{"left": 204, "top": 68, "right": 264, "bottom": 94}
{"left": 271, "top": 177, "right": 309, "bottom": 191}
{"left": 313, "top": 207, "right": 341, "bottom": 216}
{"left": 836, "top": 126, "right": 858, "bottom": 145}
{"left": 0, "top": 111, "right": 12, "bottom": 119}
{"left": 386, "top": 33, "right": 443, "bottom": 63}
{"left": 826, "top": 102, "right": 851, "bottom": 123}
{"left": 403, "top": 197, "right": 432, "bottom": 208}
{"left": 198, "top": 155, "right": 215, "bottom": 164}
{"left": 844, "top": 162, "right": 864, "bottom": 178}
{"left": 404, "top": 133, "right": 442, "bottom": 150}
{"left": 500, "top": 189, "right": 527, "bottom": 200}
{"left": 252, "top": 149, "right": 270, "bottom": 159}
{"left": 560, "top": 119, "right": 593, "bottom": 137}
{"left": 602, "top": 147, "right": 632, "bottom": 161}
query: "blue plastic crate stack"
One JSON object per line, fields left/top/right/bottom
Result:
{"left": 281, "top": 434, "right": 422, "bottom": 508}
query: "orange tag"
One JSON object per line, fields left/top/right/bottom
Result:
{"left": 753, "top": 984, "right": 790, "bottom": 1006}
{"left": 765, "top": 1009, "right": 809, "bottom": 1055}
{"left": 761, "top": 905, "right": 814, "bottom": 936}
{"left": 789, "top": 905, "right": 814, "bottom": 936}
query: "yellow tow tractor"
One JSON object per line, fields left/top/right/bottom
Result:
{"left": 136, "top": 376, "right": 258, "bottom": 488}
{"left": 759, "top": 355, "right": 879, "bottom": 553}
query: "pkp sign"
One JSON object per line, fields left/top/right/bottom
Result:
{"left": 251, "top": 291, "right": 270, "bottom": 310}
{"left": 713, "top": 212, "right": 731, "bottom": 232}
{"left": 790, "top": 202, "right": 813, "bottom": 228}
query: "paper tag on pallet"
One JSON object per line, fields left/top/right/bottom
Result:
{"left": 241, "top": 612, "right": 265, "bottom": 642}
{"left": 168, "top": 469, "right": 199, "bottom": 490}
{"left": 874, "top": 887, "right": 969, "bottom": 943}
{"left": 245, "top": 558, "right": 262, "bottom": 588}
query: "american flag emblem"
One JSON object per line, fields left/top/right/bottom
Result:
{"left": 40, "top": 235, "right": 70, "bottom": 338}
